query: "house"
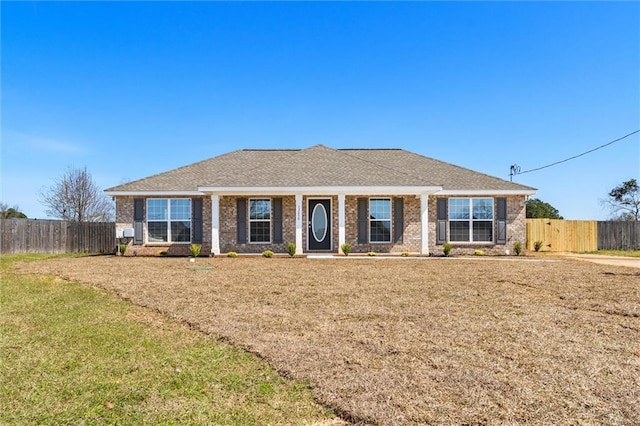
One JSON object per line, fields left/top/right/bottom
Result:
{"left": 105, "top": 144, "right": 536, "bottom": 256}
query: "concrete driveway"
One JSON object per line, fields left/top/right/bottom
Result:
{"left": 555, "top": 253, "right": 640, "bottom": 269}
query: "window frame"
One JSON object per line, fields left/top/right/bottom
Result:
{"left": 448, "top": 197, "right": 494, "bottom": 243}
{"left": 248, "top": 198, "right": 272, "bottom": 243}
{"left": 369, "top": 198, "right": 392, "bottom": 243}
{"left": 146, "top": 198, "right": 192, "bottom": 244}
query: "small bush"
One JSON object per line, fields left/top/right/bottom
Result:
{"left": 189, "top": 244, "right": 202, "bottom": 258}
{"left": 534, "top": 240, "right": 544, "bottom": 252}
{"left": 118, "top": 244, "right": 127, "bottom": 255}
{"left": 443, "top": 243, "right": 452, "bottom": 257}
{"left": 262, "top": 250, "right": 274, "bottom": 258}
{"left": 513, "top": 241, "right": 522, "bottom": 256}
{"left": 367, "top": 251, "right": 377, "bottom": 256}
{"left": 341, "top": 242, "right": 351, "bottom": 256}
{"left": 159, "top": 251, "right": 168, "bottom": 256}
{"left": 227, "top": 251, "right": 238, "bottom": 258}
{"left": 287, "top": 242, "right": 296, "bottom": 257}
{"left": 474, "top": 249, "right": 485, "bottom": 256}
{"left": 401, "top": 250, "right": 410, "bottom": 257}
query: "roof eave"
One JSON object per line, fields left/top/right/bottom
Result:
{"left": 436, "top": 189, "right": 537, "bottom": 196}
{"left": 197, "top": 185, "right": 443, "bottom": 196}
{"left": 104, "top": 190, "right": 205, "bottom": 197}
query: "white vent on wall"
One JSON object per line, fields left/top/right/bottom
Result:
{"left": 123, "top": 228, "right": 134, "bottom": 237}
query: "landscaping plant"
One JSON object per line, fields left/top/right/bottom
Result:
{"left": 513, "top": 241, "right": 522, "bottom": 256}
{"left": 189, "top": 243, "right": 202, "bottom": 258}
{"left": 534, "top": 240, "right": 544, "bottom": 252}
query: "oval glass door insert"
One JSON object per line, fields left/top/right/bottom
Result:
{"left": 311, "top": 203, "right": 328, "bottom": 242}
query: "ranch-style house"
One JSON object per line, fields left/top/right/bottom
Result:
{"left": 105, "top": 145, "right": 536, "bottom": 256}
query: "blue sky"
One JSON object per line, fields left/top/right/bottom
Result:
{"left": 2, "top": 1, "right": 639, "bottom": 220}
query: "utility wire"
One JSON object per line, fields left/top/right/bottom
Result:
{"left": 511, "top": 129, "right": 640, "bottom": 178}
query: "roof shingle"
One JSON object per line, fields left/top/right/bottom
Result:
{"left": 105, "top": 144, "right": 535, "bottom": 193}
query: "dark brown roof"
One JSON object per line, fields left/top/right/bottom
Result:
{"left": 105, "top": 144, "right": 535, "bottom": 193}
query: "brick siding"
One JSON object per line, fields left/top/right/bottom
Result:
{"left": 115, "top": 194, "right": 528, "bottom": 256}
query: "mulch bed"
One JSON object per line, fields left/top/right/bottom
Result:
{"left": 18, "top": 256, "right": 640, "bottom": 425}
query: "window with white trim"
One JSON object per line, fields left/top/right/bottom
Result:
{"left": 369, "top": 198, "right": 391, "bottom": 243}
{"left": 249, "top": 198, "right": 271, "bottom": 243}
{"left": 448, "top": 198, "right": 493, "bottom": 242}
{"left": 147, "top": 199, "right": 191, "bottom": 243}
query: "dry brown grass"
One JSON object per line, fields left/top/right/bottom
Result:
{"left": 18, "top": 256, "right": 640, "bottom": 425}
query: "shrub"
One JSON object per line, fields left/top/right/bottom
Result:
{"left": 227, "top": 251, "right": 238, "bottom": 258}
{"left": 287, "top": 242, "right": 296, "bottom": 257}
{"left": 443, "top": 242, "right": 452, "bottom": 257}
{"left": 401, "top": 250, "right": 410, "bottom": 257}
{"left": 262, "top": 250, "right": 274, "bottom": 258}
{"left": 534, "top": 240, "right": 544, "bottom": 252}
{"left": 513, "top": 241, "right": 522, "bottom": 256}
{"left": 118, "top": 244, "right": 127, "bottom": 256}
{"left": 189, "top": 244, "right": 202, "bottom": 258}
{"left": 367, "top": 251, "right": 377, "bottom": 256}
{"left": 474, "top": 249, "right": 485, "bottom": 256}
{"left": 341, "top": 242, "right": 351, "bottom": 256}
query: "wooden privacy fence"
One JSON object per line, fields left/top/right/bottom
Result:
{"left": 526, "top": 219, "right": 598, "bottom": 252}
{"left": 597, "top": 221, "right": 640, "bottom": 250}
{"left": 526, "top": 219, "right": 640, "bottom": 252}
{"left": 0, "top": 219, "right": 115, "bottom": 254}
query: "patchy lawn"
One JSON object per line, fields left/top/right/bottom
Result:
{"left": 17, "top": 256, "right": 640, "bottom": 425}
{"left": 1, "top": 255, "right": 338, "bottom": 425}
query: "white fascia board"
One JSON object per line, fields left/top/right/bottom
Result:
{"left": 197, "top": 186, "right": 443, "bottom": 196}
{"left": 104, "top": 190, "right": 205, "bottom": 197}
{"left": 435, "top": 189, "right": 537, "bottom": 196}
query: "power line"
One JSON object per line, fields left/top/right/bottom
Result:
{"left": 510, "top": 129, "right": 640, "bottom": 180}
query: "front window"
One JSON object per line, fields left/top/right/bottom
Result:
{"left": 249, "top": 199, "right": 271, "bottom": 243}
{"left": 370, "top": 198, "right": 391, "bottom": 243}
{"left": 449, "top": 198, "right": 493, "bottom": 242}
{"left": 147, "top": 199, "right": 191, "bottom": 243}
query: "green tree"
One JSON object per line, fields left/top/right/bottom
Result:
{"left": 0, "top": 202, "right": 27, "bottom": 219}
{"left": 605, "top": 178, "right": 639, "bottom": 221}
{"left": 525, "top": 198, "right": 563, "bottom": 219}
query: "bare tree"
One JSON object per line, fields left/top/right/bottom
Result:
{"left": 603, "top": 178, "right": 640, "bottom": 221}
{"left": 39, "top": 166, "right": 114, "bottom": 222}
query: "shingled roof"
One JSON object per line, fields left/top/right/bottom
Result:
{"left": 105, "top": 144, "right": 535, "bottom": 193}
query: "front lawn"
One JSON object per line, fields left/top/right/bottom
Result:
{"left": 16, "top": 255, "right": 640, "bottom": 424}
{"left": 0, "top": 255, "right": 337, "bottom": 425}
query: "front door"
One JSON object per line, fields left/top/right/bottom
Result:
{"left": 308, "top": 199, "right": 331, "bottom": 251}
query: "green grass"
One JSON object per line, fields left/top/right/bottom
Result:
{"left": 579, "top": 249, "right": 640, "bottom": 257}
{"left": 0, "top": 255, "right": 334, "bottom": 425}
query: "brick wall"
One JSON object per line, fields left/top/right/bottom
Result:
{"left": 428, "top": 195, "right": 527, "bottom": 256}
{"left": 219, "top": 196, "right": 296, "bottom": 254}
{"left": 344, "top": 195, "right": 421, "bottom": 253}
{"left": 116, "top": 194, "right": 528, "bottom": 256}
{"left": 115, "top": 196, "right": 212, "bottom": 256}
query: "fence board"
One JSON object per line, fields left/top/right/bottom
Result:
{"left": 597, "top": 221, "right": 640, "bottom": 250}
{"left": 0, "top": 219, "right": 115, "bottom": 254}
{"left": 526, "top": 219, "right": 598, "bottom": 252}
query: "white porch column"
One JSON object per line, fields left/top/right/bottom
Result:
{"left": 421, "top": 193, "right": 429, "bottom": 255}
{"left": 211, "top": 194, "right": 220, "bottom": 255}
{"left": 338, "top": 194, "right": 346, "bottom": 254}
{"left": 295, "top": 194, "right": 303, "bottom": 254}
